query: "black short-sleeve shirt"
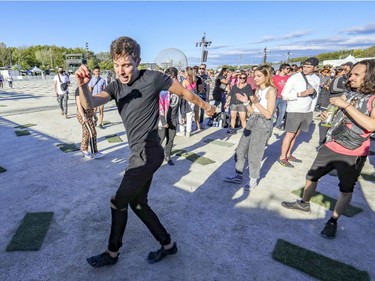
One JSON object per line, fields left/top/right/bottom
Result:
{"left": 105, "top": 70, "right": 172, "bottom": 148}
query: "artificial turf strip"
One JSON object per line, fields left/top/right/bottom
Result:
{"left": 272, "top": 239, "right": 370, "bottom": 281}
{"left": 291, "top": 188, "right": 362, "bottom": 217}
{"left": 172, "top": 149, "right": 215, "bottom": 165}
{"left": 56, "top": 143, "right": 80, "bottom": 153}
{"left": 102, "top": 121, "right": 111, "bottom": 126}
{"left": 15, "top": 130, "right": 30, "bottom": 136}
{"left": 105, "top": 134, "right": 123, "bottom": 143}
{"left": 14, "top": 123, "right": 37, "bottom": 129}
{"left": 0, "top": 105, "right": 7, "bottom": 107}
{"left": 0, "top": 166, "right": 7, "bottom": 173}
{"left": 6, "top": 212, "right": 54, "bottom": 251}
{"left": 203, "top": 139, "right": 235, "bottom": 147}
{"left": 360, "top": 172, "right": 375, "bottom": 182}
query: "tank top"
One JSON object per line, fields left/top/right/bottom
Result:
{"left": 253, "top": 86, "right": 270, "bottom": 113}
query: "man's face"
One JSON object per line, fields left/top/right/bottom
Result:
{"left": 302, "top": 64, "right": 315, "bottom": 75}
{"left": 199, "top": 65, "right": 206, "bottom": 74}
{"left": 113, "top": 55, "right": 140, "bottom": 84}
{"left": 348, "top": 64, "right": 366, "bottom": 89}
{"left": 283, "top": 66, "right": 291, "bottom": 75}
{"left": 93, "top": 68, "right": 101, "bottom": 77}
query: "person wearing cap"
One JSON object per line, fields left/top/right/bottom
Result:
{"left": 278, "top": 57, "right": 321, "bottom": 168}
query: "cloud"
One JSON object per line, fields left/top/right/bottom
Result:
{"left": 253, "top": 30, "right": 312, "bottom": 44}
{"left": 343, "top": 23, "right": 375, "bottom": 35}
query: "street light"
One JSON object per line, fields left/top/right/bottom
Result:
{"left": 196, "top": 32, "right": 212, "bottom": 63}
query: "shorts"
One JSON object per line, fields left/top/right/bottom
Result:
{"left": 284, "top": 112, "right": 312, "bottom": 133}
{"left": 230, "top": 104, "right": 246, "bottom": 112}
{"left": 306, "top": 145, "right": 367, "bottom": 192}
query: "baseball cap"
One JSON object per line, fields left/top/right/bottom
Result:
{"left": 303, "top": 57, "right": 319, "bottom": 66}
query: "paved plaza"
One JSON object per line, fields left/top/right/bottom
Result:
{"left": 0, "top": 78, "right": 374, "bottom": 281}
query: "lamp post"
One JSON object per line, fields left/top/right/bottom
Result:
{"left": 196, "top": 32, "right": 212, "bottom": 64}
{"left": 259, "top": 47, "right": 270, "bottom": 64}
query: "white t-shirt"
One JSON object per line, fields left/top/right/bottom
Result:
{"left": 54, "top": 74, "right": 70, "bottom": 95}
{"left": 281, "top": 72, "right": 320, "bottom": 113}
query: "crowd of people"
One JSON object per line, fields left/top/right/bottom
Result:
{"left": 47, "top": 35, "right": 375, "bottom": 267}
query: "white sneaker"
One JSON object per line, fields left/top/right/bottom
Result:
{"left": 94, "top": 152, "right": 104, "bottom": 159}
{"left": 186, "top": 132, "right": 191, "bottom": 137}
{"left": 82, "top": 151, "right": 93, "bottom": 159}
{"left": 176, "top": 132, "right": 185, "bottom": 136}
{"left": 244, "top": 178, "right": 258, "bottom": 191}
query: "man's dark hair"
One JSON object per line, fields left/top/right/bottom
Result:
{"left": 165, "top": 67, "right": 178, "bottom": 78}
{"left": 279, "top": 63, "right": 290, "bottom": 71}
{"left": 355, "top": 59, "right": 375, "bottom": 94}
{"left": 94, "top": 66, "right": 100, "bottom": 70}
{"left": 110, "top": 36, "right": 141, "bottom": 62}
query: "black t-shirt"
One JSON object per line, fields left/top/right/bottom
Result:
{"left": 105, "top": 70, "right": 172, "bottom": 148}
{"left": 228, "top": 84, "right": 254, "bottom": 105}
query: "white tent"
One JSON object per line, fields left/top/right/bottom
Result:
{"left": 31, "top": 66, "right": 45, "bottom": 78}
{"left": 333, "top": 55, "right": 357, "bottom": 67}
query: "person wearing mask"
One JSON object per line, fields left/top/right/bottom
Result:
{"left": 54, "top": 67, "right": 70, "bottom": 119}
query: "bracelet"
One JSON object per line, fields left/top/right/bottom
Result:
{"left": 344, "top": 104, "right": 351, "bottom": 110}
{"left": 205, "top": 105, "right": 212, "bottom": 112}
{"left": 243, "top": 101, "right": 250, "bottom": 107}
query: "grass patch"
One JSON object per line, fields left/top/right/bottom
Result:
{"left": 203, "top": 139, "right": 235, "bottom": 147}
{"left": 272, "top": 239, "right": 370, "bottom": 281}
{"left": 15, "top": 130, "right": 30, "bottom": 136}
{"left": 105, "top": 134, "right": 123, "bottom": 143}
{"left": 102, "top": 120, "right": 111, "bottom": 126}
{"left": 0, "top": 166, "right": 7, "bottom": 173}
{"left": 0, "top": 104, "right": 7, "bottom": 107}
{"left": 6, "top": 212, "right": 54, "bottom": 251}
{"left": 292, "top": 188, "right": 362, "bottom": 217}
{"left": 56, "top": 143, "right": 80, "bottom": 153}
{"left": 172, "top": 149, "right": 215, "bottom": 165}
{"left": 14, "top": 123, "right": 37, "bottom": 129}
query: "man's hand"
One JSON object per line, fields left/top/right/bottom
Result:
{"left": 329, "top": 96, "right": 348, "bottom": 109}
{"left": 205, "top": 104, "right": 216, "bottom": 117}
{"left": 75, "top": 64, "right": 91, "bottom": 87}
{"left": 320, "top": 111, "right": 328, "bottom": 121}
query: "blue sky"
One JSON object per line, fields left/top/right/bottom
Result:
{"left": 1, "top": 1, "right": 375, "bottom": 68}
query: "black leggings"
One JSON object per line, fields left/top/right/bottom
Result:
{"left": 108, "top": 142, "right": 171, "bottom": 252}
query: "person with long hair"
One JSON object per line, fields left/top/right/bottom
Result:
{"left": 180, "top": 66, "right": 203, "bottom": 135}
{"left": 224, "top": 65, "right": 277, "bottom": 190}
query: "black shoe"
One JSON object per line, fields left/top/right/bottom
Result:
{"left": 86, "top": 251, "right": 119, "bottom": 267}
{"left": 321, "top": 221, "right": 337, "bottom": 239}
{"left": 147, "top": 242, "right": 178, "bottom": 264}
{"left": 99, "top": 124, "right": 104, "bottom": 129}
{"left": 165, "top": 157, "right": 174, "bottom": 166}
{"left": 281, "top": 199, "right": 310, "bottom": 212}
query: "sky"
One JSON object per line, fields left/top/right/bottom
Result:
{"left": 1, "top": 1, "right": 375, "bottom": 69}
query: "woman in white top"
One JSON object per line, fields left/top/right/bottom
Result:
{"left": 224, "top": 65, "right": 277, "bottom": 190}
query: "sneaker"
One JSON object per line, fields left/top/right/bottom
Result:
{"left": 278, "top": 158, "right": 294, "bottom": 168}
{"left": 224, "top": 174, "right": 243, "bottom": 184}
{"left": 64, "top": 114, "right": 68, "bottom": 119}
{"left": 165, "top": 157, "right": 174, "bottom": 166}
{"left": 87, "top": 251, "right": 119, "bottom": 267}
{"left": 99, "top": 124, "right": 104, "bottom": 129}
{"left": 281, "top": 199, "right": 310, "bottom": 212}
{"left": 82, "top": 151, "right": 93, "bottom": 159}
{"left": 94, "top": 152, "right": 104, "bottom": 159}
{"left": 275, "top": 125, "right": 284, "bottom": 130}
{"left": 147, "top": 242, "right": 178, "bottom": 264}
{"left": 186, "top": 132, "right": 191, "bottom": 137}
{"left": 320, "top": 221, "right": 337, "bottom": 239}
{"left": 226, "top": 128, "right": 236, "bottom": 134}
{"left": 244, "top": 178, "right": 258, "bottom": 191}
{"left": 176, "top": 132, "right": 185, "bottom": 137}
{"left": 287, "top": 155, "right": 302, "bottom": 163}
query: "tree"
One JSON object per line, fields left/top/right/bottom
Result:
{"left": 35, "top": 49, "right": 51, "bottom": 69}
{"left": 0, "top": 43, "right": 8, "bottom": 67}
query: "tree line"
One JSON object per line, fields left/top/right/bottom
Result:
{"left": 1, "top": 42, "right": 375, "bottom": 72}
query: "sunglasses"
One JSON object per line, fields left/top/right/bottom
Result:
{"left": 239, "top": 77, "right": 247, "bottom": 79}
{"left": 199, "top": 68, "right": 206, "bottom": 70}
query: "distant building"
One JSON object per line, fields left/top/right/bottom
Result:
{"left": 323, "top": 55, "right": 375, "bottom": 67}
{"left": 65, "top": 54, "right": 84, "bottom": 73}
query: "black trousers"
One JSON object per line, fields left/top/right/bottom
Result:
{"left": 108, "top": 142, "right": 171, "bottom": 252}
{"left": 158, "top": 120, "right": 177, "bottom": 159}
